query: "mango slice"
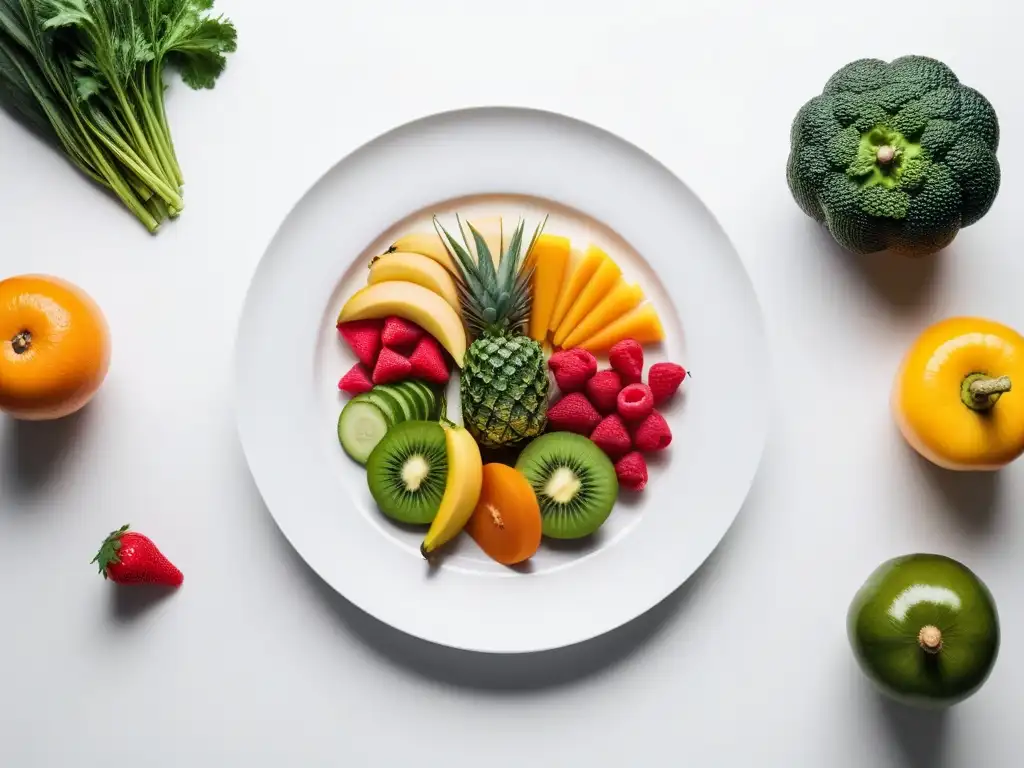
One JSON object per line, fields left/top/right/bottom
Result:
{"left": 525, "top": 234, "right": 571, "bottom": 342}
{"left": 577, "top": 303, "right": 664, "bottom": 353}
{"left": 549, "top": 246, "right": 604, "bottom": 334}
{"left": 553, "top": 256, "right": 621, "bottom": 347}
{"left": 561, "top": 281, "right": 644, "bottom": 349}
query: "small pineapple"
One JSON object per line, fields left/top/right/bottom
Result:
{"left": 435, "top": 214, "right": 550, "bottom": 449}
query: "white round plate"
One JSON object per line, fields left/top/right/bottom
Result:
{"left": 234, "top": 107, "right": 770, "bottom": 653}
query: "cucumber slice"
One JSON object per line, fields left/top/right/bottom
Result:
{"left": 337, "top": 400, "right": 389, "bottom": 464}
{"left": 403, "top": 380, "right": 437, "bottom": 419}
{"left": 392, "top": 381, "right": 429, "bottom": 420}
{"left": 377, "top": 384, "right": 418, "bottom": 422}
{"left": 362, "top": 390, "right": 402, "bottom": 425}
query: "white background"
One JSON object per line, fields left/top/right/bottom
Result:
{"left": 1, "top": 1, "right": 1021, "bottom": 765}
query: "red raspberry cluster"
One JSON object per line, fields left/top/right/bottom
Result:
{"left": 546, "top": 340, "right": 687, "bottom": 492}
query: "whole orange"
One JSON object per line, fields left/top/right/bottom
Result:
{"left": 0, "top": 275, "right": 111, "bottom": 420}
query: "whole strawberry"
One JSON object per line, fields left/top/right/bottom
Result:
{"left": 92, "top": 524, "right": 183, "bottom": 587}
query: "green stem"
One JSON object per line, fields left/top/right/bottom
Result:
{"left": 151, "top": 62, "right": 183, "bottom": 185}
{"left": 961, "top": 374, "right": 1012, "bottom": 412}
{"left": 88, "top": 122, "right": 183, "bottom": 210}
{"left": 134, "top": 74, "right": 178, "bottom": 187}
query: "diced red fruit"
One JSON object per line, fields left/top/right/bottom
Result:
{"left": 372, "top": 347, "right": 412, "bottom": 384}
{"left": 337, "top": 319, "right": 383, "bottom": 367}
{"left": 548, "top": 348, "right": 598, "bottom": 393}
{"left": 617, "top": 383, "right": 654, "bottom": 422}
{"left": 609, "top": 339, "right": 644, "bottom": 384}
{"left": 590, "top": 414, "right": 632, "bottom": 459}
{"left": 547, "top": 393, "right": 602, "bottom": 435}
{"left": 633, "top": 410, "right": 672, "bottom": 452}
{"left": 408, "top": 335, "right": 450, "bottom": 384}
{"left": 615, "top": 451, "right": 648, "bottom": 492}
{"left": 585, "top": 369, "right": 624, "bottom": 414}
{"left": 648, "top": 362, "right": 687, "bottom": 405}
{"left": 338, "top": 363, "right": 374, "bottom": 395}
{"left": 381, "top": 316, "right": 423, "bottom": 351}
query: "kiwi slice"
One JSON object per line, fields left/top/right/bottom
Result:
{"left": 366, "top": 420, "right": 448, "bottom": 525}
{"left": 515, "top": 432, "right": 618, "bottom": 539}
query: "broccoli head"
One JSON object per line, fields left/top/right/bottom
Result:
{"left": 787, "top": 55, "right": 1000, "bottom": 256}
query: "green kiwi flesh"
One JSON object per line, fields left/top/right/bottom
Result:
{"left": 366, "top": 421, "right": 448, "bottom": 525}
{"left": 515, "top": 432, "right": 618, "bottom": 539}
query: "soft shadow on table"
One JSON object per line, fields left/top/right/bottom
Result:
{"left": 809, "top": 221, "right": 946, "bottom": 313}
{"left": 906, "top": 442, "right": 1002, "bottom": 537}
{"left": 0, "top": 407, "right": 90, "bottom": 501}
{"left": 251, "top": 460, "right": 755, "bottom": 693}
{"left": 108, "top": 584, "right": 179, "bottom": 623}
{"left": 873, "top": 690, "right": 952, "bottom": 768}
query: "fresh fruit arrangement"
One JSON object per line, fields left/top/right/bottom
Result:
{"left": 848, "top": 553, "right": 999, "bottom": 708}
{"left": 547, "top": 341, "right": 686, "bottom": 491}
{"left": 788, "top": 55, "right": 1000, "bottom": 257}
{"left": 332, "top": 213, "right": 686, "bottom": 565}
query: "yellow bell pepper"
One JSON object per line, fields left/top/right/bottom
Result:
{"left": 892, "top": 317, "right": 1024, "bottom": 471}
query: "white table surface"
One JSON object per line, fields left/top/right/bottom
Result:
{"left": 1, "top": 2, "right": 1020, "bottom": 765}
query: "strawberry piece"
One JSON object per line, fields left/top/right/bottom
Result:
{"left": 617, "top": 383, "right": 654, "bottom": 422}
{"left": 408, "top": 335, "right": 450, "bottom": 384}
{"left": 590, "top": 414, "right": 632, "bottom": 459}
{"left": 585, "top": 369, "right": 623, "bottom": 414}
{"left": 548, "top": 348, "right": 598, "bottom": 393}
{"left": 337, "top": 319, "right": 383, "bottom": 367}
{"left": 381, "top": 316, "right": 424, "bottom": 351}
{"left": 615, "top": 451, "right": 648, "bottom": 491}
{"left": 633, "top": 410, "right": 672, "bottom": 452}
{"left": 609, "top": 339, "right": 644, "bottom": 384}
{"left": 338, "top": 363, "right": 374, "bottom": 395}
{"left": 547, "top": 393, "right": 601, "bottom": 435}
{"left": 648, "top": 362, "right": 687, "bottom": 405}
{"left": 372, "top": 347, "right": 412, "bottom": 384}
{"left": 92, "top": 524, "right": 183, "bottom": 587}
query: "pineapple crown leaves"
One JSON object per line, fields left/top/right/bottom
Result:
{"left": 90, "top": 523, "right": 130, "bottom": 577}
{"left": 432, "top": 213, "right": 547, "bottom": 339}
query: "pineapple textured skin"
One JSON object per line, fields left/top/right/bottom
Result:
{"left": 461, "top": 331, "right": 549, "bottom": 449}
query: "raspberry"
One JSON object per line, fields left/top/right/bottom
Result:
{"left": 609, "top": 339, "right": 644, "bottom": 384}
{"left": 648, "top": 362, "right": 687, "bottom": 405}
{"left": 338, "top": 363, "right": 374, "bottom": 395}
{"left": 590, "top": 414, "right": 632, "bottom": 459}
{"left": 617, "top": 383, "right": 654, "bottom": 422}
{"left": 615, "top": 451, "right": 648, "bottom": 491}
{"left": 585, "top": 369, "right": 623, "bottom": 414}
{"left": 372, "top": 347, "right": 412, "bottom": 384}
{"left": 548, "top": 348, "right": 598, "bottom": 393}
{"left": 547, "top": 393, "right": 601, "bottom": 435}
{"left": 633, "top": 410, "right": 672, "bottom": 452}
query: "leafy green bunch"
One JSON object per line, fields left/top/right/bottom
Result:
{"left": 0, "top": 0, "right": 237, "bottom": 232}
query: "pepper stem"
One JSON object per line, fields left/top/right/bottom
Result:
{"left": 11, "top": 330, "right": 31, "bottom": 354}
{"left": 918, "top": 625, "right": 943, "bottom": 654}
{"left": 876, "top": 145, "right": 897, "bottom": 165}
{"left": 962, "top": 373, "right": 1012, "bottom": 411}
